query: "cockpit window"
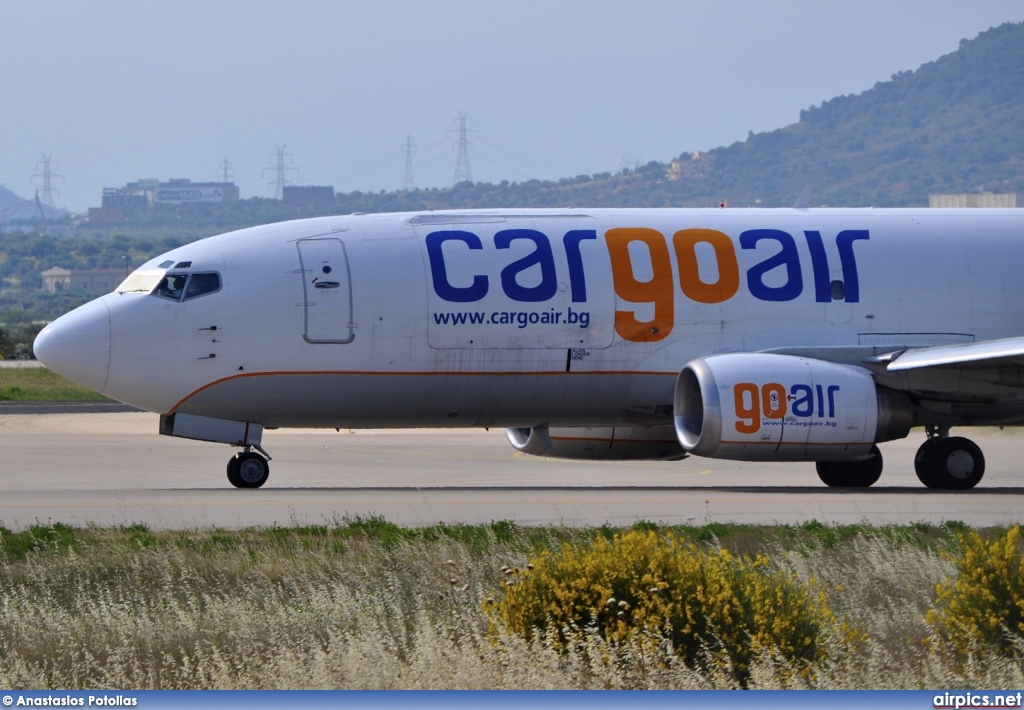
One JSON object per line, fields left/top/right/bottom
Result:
{"left": 116, "top": 270, "right": 166, "bottom": 295}
{"left": 152, "top": 272, "right": 221, "bottom": 302}
{"left": 154, "top": 274, "right": 188, "bottom": 301}
{"left": 184, "top": 272, "right": 221, "bottom": 300}
{"left": 117, "top": 268, "right": 222, "bottom": 301}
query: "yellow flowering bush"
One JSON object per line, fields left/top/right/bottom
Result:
{"left": 928, "top": 526, "right": 1024, "bottom": 657}
{"left": 488, "top": 530, "right": 852, "bottom": 684}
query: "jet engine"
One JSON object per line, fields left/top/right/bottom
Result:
{"left": 674, "top": 353, "right": 912, "bottom": 461}
{"left": 506, "top": 425, "right": 686, "bottom": 460}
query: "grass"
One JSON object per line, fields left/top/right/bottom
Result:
{"left": 0, "top": 367, "right": 108, "bottom": 401}
{"left": 0, "top": 518, "right": 1020, "bottom": 689}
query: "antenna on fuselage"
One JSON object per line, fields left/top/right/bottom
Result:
{"left": 793, "top": 183, "right": 813, "bottom": 210}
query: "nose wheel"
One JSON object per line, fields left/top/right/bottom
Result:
{"left": 227, "top": 450, "right": 270, "bottom": 488}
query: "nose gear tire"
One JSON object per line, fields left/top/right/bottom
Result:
{"left": 227, "top": 452, "right": 270, "bottom": 488}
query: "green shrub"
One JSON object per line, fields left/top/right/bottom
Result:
{"left": 0, "top": 523, "right": 77, "bottom": 561}
{"left": 488, "top": 529, "right": 856, "bottom": 685}
{"left": 927, "top": 526, "right": 1024, "bottom": 657}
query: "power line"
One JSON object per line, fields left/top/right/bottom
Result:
{"left": 476, "top": 134, "right": 591, "bottom": 176}
{"left": 401, "top": 134, "right": 416, "bottom": 191}
{"left": 0, "top": 198, "right": 33, "bottom": 217}
{"left": 450, "top": 112, "right": 476, "bottom": 186}
{"left": 263, "top": 145, "right": 298, "bottom": 200}
{"left": 31, "top": 154, "right": 63, "bottom": 209}
{"left": 217, "top": 156, "right": 235, "bottom": 184}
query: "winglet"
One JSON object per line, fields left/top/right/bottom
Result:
{"left": 792, "top": 183, "right": 813, "bottom": 210}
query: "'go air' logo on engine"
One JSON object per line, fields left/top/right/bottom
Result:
{"left": 733, "top": 382, "right": 841, "bottom": 434}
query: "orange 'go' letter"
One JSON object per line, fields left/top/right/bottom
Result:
{"left": 672, "top": 228, "right": 740, "bottom": 304}
{"left": 607, "top": 228, "right": 674, "bottom": 342}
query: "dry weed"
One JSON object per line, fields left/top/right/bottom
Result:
{"left": 0, "top": 523, "right": 1018, "bottom": 689}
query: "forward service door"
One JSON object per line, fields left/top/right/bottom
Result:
{"left": 296, "top": 237, "right": 354, "bottom": 344}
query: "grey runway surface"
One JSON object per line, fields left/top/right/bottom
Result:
{"left": 0, "top": 412, "right": 1022, "bottom": 529}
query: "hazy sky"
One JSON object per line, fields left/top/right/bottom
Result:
{"left": 2, "top": 0, "right": 1022, "bottom": 212}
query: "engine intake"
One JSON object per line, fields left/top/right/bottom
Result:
{"left": 674, "top": 353, "right": 912, "bottom": 461}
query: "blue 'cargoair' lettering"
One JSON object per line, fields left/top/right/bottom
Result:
{"left": 426, "top": 227, "right": 870, "bottom": 337}
{"left": 803, "top": 229, "right": 869, "bottom": 303}
{"left": 495, "top": 229, "right": 557, "bottom": 302}
{"left": 740, "top": 229, "right": 803, "bottom": 302}
{"left": 427, "top": 228, "right": 597, "bottom": 305}
{"left": 426, "top": 231, "right": 489, "bottom": 302}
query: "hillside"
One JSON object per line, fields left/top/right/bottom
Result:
{"left": 0, "top": 184, "right": 31, "bottom": 215}
{"left": 0, "top": 183, "right": 66, "bottom": 221}
{"left": 343, "top": 20, "right": 1024, "bottom": 210}
{"left": 78, "top": 19, "right": 1024, "bottom": 240}
{"left": 698, "top": 20, "right": 1024, "bottom": 206}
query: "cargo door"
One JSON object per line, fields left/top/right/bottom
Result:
{"left": 296, "top": 237, "right": 354, "bottom": 343}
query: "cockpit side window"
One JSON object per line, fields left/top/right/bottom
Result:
{"left": 184, "top": 272, "right": 221, "bottom": 300}
{"left": 152, "top": 272, "right": 221, "bottom": 302}
{"left": 154, "top": 274, "right": 188, "bottom": 301}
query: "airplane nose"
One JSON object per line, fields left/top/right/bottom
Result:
{"left": 33, "top": 298, "right": 111, "bottom": 393}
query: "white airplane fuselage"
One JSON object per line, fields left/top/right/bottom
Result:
{"left": 34, "top": 208, "right": 1024, "bottom": 488}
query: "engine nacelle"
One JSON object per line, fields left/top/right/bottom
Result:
{"left": 674, "top": 353, "right": 912, "bottom": 461}
{"left": 506, "top": 425, "right": 686, "bottom": 461}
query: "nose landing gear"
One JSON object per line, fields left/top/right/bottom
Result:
{"left": 159, "top": 414, "right": 274, "bottom": 489}
{"left": 914, "top": 427, "right": 985, "bottom": 490}
{"left": 226, "top": 444, "right": 272, "bottom": 488}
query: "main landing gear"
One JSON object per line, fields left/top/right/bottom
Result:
{"left": 226, "top": 446, "right": 272, "bottom": 488}
{"left": 816, "top": 445, "right": 884, "bottom": 488}
{"left": 914, "top": 427, "right": 985, "bottom": 490}
{"left": 815, "top": 428, "right": 986, "bottom": 490}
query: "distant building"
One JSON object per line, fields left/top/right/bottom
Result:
{"left": 42, "top": 267, "right": 126, "bottom": 294}
{"left": 929, "top": 193, "right": 1018, "bottom": 208}
{"left": 667, "top": 152, "right": 714, "bottom": 181}
{"left": 100, "top": 188, "right": 147, "bottom": 209}
{"left": 102, "top": 179, "right": 239, "bottom": 208}
{"left": 283, "top": 185, "right": 335, "bottom": 207}
{"left": 87, "top": 207, "right": 125, "bottom": 225}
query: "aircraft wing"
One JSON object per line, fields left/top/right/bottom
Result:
{"left": 884, "top": 336, "right": 1024, "bottom": 371}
